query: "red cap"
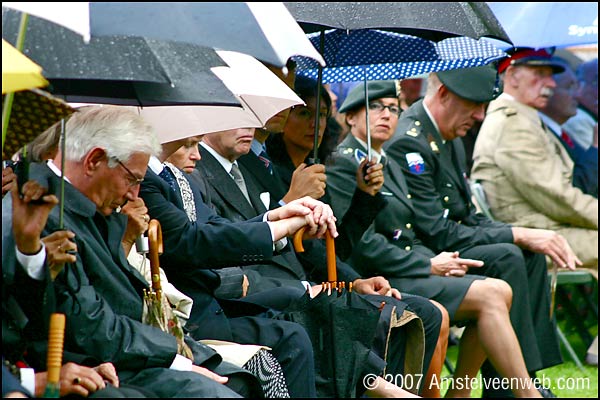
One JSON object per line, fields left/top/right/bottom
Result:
{"left": 498, "top": 48, "right": 565, "bottom": 74}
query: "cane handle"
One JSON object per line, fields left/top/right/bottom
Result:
{"left": 148, "top": 219, "right": 163, "bottom": 295}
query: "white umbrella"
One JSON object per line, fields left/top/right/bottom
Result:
{"left": 139, "top": 51, "right": 304, "bottom": 144}
{"left": 212, "top": 50, "right": 304, "bottom": 126}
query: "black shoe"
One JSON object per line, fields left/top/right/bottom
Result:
{"left": 535, "top": 382, "right": 557, "bottom": 398}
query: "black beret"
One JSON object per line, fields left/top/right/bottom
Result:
{"left": 339, "top": 80, "right": 397, "bottom": 113}
{"left": 437, "top": 64, "right": 500, "bottom": 103}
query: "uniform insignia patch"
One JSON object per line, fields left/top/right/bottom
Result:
{"left": 406, "top": 152, "right": 425, "bottom": 175}
{"left": 393, "top": 229, "right": 402, "bottom": 240}
{"left": 406, "top": 130, "right": 419, "bottom": 137}
{"left": 354, "top": 148, "right": 367, "bottom": 164}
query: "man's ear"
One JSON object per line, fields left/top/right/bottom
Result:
{"left": 438, "top": 84, "right": 451, "bottom": 105}
{"left": 83, "top": 147, "right": 107, "bottom": 176}
{"left": 345, "top": 111, "right": 357, "bottom": 127}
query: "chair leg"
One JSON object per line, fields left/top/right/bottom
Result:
{"left": 556, "top": 324, "right": 585, "bottom": 371}
{"left": 557, "top": 286, "right": 594, "bottom": 345}
{"left": 444, "top": 357, "right": 455, "bottom": 376}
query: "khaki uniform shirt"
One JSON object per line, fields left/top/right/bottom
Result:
{"left": 472, "top": 94, "right": 598, "bottom": 266}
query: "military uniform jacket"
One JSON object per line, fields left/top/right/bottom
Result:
{"left": 385, "top": 100, "right": 513, "bottom": 254}
{"left": 326, "top": 134, "right": 434, "bottom": 278}
{"left": 14, "top": 163, "right": 223, "bottom": 372}
{"left": 472, "top": 94, "right": 598, "bottom": 230}
{"left": 266, "top": 133, "right": 386, "bottom": 262}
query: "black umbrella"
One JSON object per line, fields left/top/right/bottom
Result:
{"left": 285, "top": 1, "right": 511, "bottom": 162}
{"left": 285, "top": 2, "right": 512, "bottom": 43}
{"left": 88, "top": 2, "right": 325, "bottom": 69}
{"left": 2, "top": 8, "right": 240, "bottom": 107}
{"left": 275, "top": 288, "right": 381, "bottom": 398}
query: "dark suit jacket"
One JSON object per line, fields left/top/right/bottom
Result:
{"left": 6, "top": 163, "right": 225, "bottom": 373}
{"left": 228, "top": 148, "right": 362, "bottom": 284}
{"left": 555, "top": 127, "right": 598, "bottom": 198}
{"left": 196, "top": 146, "right": 308, "bottom": 293}
{"left": 385, "top": 100, "right": 514, "bottom": 253}
{"left": 139, "top": 167, "right": 286, "bottom": 338}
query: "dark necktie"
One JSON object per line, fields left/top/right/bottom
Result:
{"left": 561, "top": 130, "right": 575, "bottom": 149}
{"left": 159, "top": 165, "right": 177, "bottom": 193}
{"left": 258, "top": 149, "right": 273, "bottom": 175}
{"left": 230, "top": 163, "right": 252, "bottom": 204}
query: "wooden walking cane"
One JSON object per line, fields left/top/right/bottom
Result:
{"left": 43, "top": 313, "right": 66, "bottom": 398}
{"left": 147, "top": 219, "right": 163, "bottom": 298}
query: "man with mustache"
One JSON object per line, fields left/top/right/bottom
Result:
{"left": 472, "top": 50, "right": 598, "bottom": 271}
{"left": 384, "top": 62, "right": 580, "bottom": 398}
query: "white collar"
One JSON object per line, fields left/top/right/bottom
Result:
{"left": 539, "top": 113, "right": 562, "bottom": 137}
{"left": 422, "top": 101, "right": 443, "bottom": 142}
{"left": 200, "top": 142, "right": 236, "bottom": 174}
{"left": 353, "top": 136, "right": 386, "bottom": 162}
{"left": 46, "top": 159, "right": 71, "bottom": 183}
{"left": 148, "top": 155, "right": 164, "bottom": 175}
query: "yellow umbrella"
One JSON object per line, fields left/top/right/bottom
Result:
{"left": 2, "top": 39, "right": 48, "bottom": 94}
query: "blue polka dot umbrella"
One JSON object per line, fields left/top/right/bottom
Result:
{"left": 294, "top": 29, "right": 506, "bottom": 160}
{"left": 295, "top": 29, "right": 506, "bottom": 83}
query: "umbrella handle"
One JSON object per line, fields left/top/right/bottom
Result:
{"left": 325, "top": 230, "right": 337, "bottom": 283}
{"left": 44, "top": 313, "right": 65, "bottom": 397}
{"left": 147, "top": 219, "right": 163, "bottom": 296}
{"left": 292, "top": 227, "right": 337, "bottom": 282}
{"left": 292, "top": 226, "right": 307, "bottom": 253}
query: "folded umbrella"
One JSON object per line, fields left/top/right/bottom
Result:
{"left": 142, "top": 219, "right": 194, "bottom": 361}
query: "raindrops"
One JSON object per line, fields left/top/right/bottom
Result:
{"left": 294, "top": 29, "right": 505, "bottom": 83}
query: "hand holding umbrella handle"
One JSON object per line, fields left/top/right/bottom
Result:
{"left": 44, "top": 313, "right": 66, "bottom": 398}
{"left": 292, "top": 227, "right": 337, "bottom": 283}
{"left": 147, "top": 219, "right": 163, "bottom": 297}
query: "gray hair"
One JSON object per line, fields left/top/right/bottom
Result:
{"left": 63, "top": 106, "right": 162, "bottom": 166}
{"left": 424, "top": 72, "right": 442, "bottom": 99}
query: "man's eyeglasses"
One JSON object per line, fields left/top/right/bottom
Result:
{"left": 368, "top": 102, "right": 401, "bottom": 117}
{"left": 114, "top": 159, "right": 144, "bottom": 187}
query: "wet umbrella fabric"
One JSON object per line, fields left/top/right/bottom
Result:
{"left": 2, "top": 8, "right": 240, "bottom": 107}
{"left": 285, "top": 1, "right": 512, "bottom": 43}
{"left": 487, "top": 2, "right": 598, "bottom": 49}
{"left": 88, "top": 2, "right": 325, "bottom": 68}
{"left": 295, "top": 29, "right": 506, "bottom": 83}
